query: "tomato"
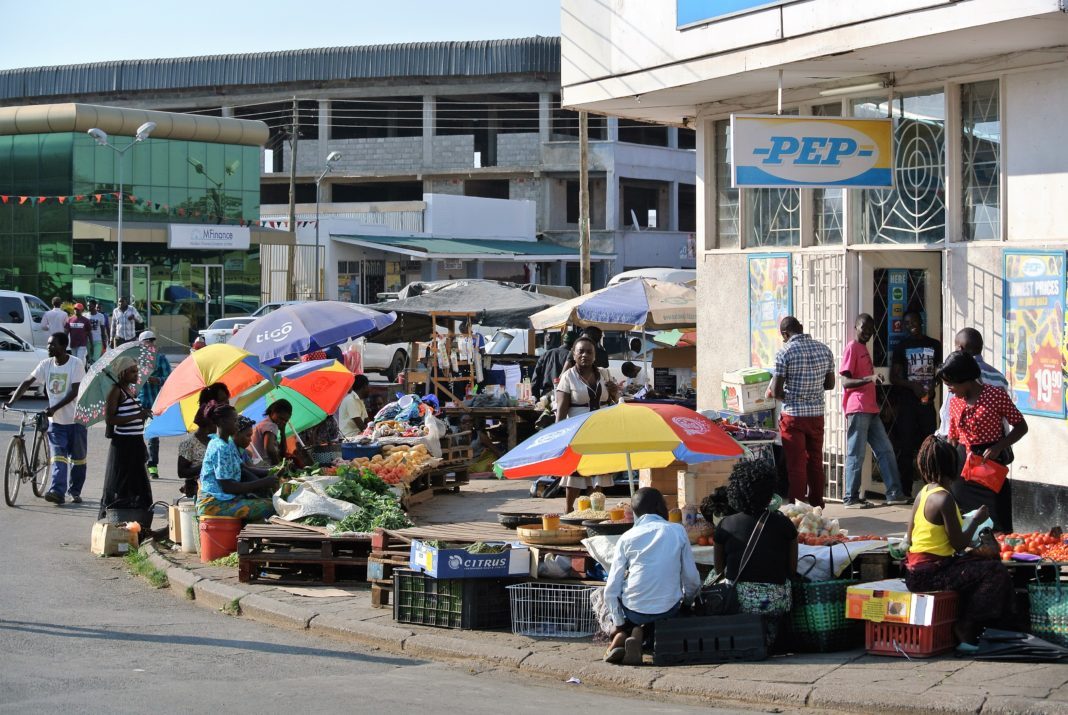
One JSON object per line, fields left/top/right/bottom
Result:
{"left": 1001, "top": 551, "right": 1013, "bottom": 561}
{"left": 1014, "top": 544, "right": 1028, "bottom": 553}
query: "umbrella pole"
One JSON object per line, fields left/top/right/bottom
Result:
{"left": 626, "top": 452, "right": 635, "bottom": 496}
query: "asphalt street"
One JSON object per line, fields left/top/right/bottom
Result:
{"left": 0, "top": 397, "right": 753, "bottom": 714}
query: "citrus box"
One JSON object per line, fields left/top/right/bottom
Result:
{"left": 409, "top": 539, "right": 530, "bottom": 579}
{"left": 721, "top": 368, "right": 774, "bottom": 413}
{"left": 845, "top": 579, "right": 947, "bottom": 626}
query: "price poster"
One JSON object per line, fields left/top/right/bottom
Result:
{"left": 748, "top": 254, "right": 793, "bottom": 369}
{"left": 1003, "top": 250, "right": 1066, "bottom": 417}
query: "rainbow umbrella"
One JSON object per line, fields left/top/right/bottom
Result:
{"left": 74, "top": 341, "right": 157, "bottom": 427}
{"left": 493, "top": 402, "right": 744, "bottom": 494}
{"left": 237, "top": 359, "right": 354, "bottom": 438}
{"left": 145, "top": 343, "right": 271, "bottom": 437}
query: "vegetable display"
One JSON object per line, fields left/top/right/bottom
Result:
{"left": 332, "top": 494, "right": 412, "bottom": 533}
{"left": 997, "top": 529, "right": 1066, "bottom": 561}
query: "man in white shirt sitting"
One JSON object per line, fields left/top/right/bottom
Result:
{"left": 603, "top": 487, "right": 701, "bottom": 665}
{"left": 337, "top": 374, "right": 370, "bottom": 441}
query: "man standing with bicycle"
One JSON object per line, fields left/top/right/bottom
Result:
{"left": 6, "top": 332, "right": 86, "bottom": 505}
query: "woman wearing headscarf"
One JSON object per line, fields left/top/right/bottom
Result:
{"left": 940, "top": 350, "right": 1028, "bottom": 531}
{"left": 197, "top": 404, "right": 278, "bottom": 521}
{"left": 99, "top": 356, "right": 154, "bottom": 520}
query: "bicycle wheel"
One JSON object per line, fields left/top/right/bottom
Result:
{"left": 4, "top": 438, "right": 26, "bottom": 507}
{"left": 30, "top": 432, "right": 51, "bottom": 498}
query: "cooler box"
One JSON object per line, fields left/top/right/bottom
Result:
{"left": 721, "top": 368, "right": 774, "bottom": 413}
{"left": 845, "top": 579, "right": 956, "bottom": 626}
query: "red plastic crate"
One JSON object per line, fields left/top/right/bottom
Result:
{"left": 865, "top": 590, "right": 959, "bottom": 658}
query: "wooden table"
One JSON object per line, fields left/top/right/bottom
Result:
{"left": 441, "top": 405, "right": 541, "bottom": 450}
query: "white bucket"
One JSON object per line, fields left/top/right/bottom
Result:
{"left": 179, "top": 503, "right": 199, "bottom": 553}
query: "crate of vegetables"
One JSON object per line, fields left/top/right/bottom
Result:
{"left": 409, "top": 539, "right": 530, "bottom": 579}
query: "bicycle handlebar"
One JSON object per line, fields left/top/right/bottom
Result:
{"left": 1, "top": 406, "right": 47, "bottom": 417}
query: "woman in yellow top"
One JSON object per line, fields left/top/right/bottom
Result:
{"left": 904, "top": 435, "right": 1012, "bottom": 651}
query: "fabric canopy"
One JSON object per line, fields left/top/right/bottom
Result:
{"left": 529, "top": 278, "right": 697, "bottom": 331}
{"left": 375, "top": 279, "right": 563, "bottom": 329}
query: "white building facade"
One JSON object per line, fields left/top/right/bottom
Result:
{"left": 561, "top": 0, "right": 1068, "bottom": 529}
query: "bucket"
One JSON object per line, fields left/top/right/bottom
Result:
{"left": 199, "top": 516, "right": 242, "bottom": 563}
{"left": 179, "top": 503, "right": 198, "bottom": 553}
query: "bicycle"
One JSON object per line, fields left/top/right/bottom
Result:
{"left": 3, "top": 408, "right": 51, "bottom": 507}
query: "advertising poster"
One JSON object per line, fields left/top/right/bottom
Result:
{"left": 748, "top": 254, "right": 792, "bottom": 369}
{"left": 1003, "top": 250, "right": 1066, "bottom": 417}
{"left": 886, "top": 269, "right": 909, "bottom": 363}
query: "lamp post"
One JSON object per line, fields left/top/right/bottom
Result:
{"left": 314, "top": 151, "right": 342, "bottom": 300}
{"left": 87, "top": 122, "right": 156, "bottom": 308}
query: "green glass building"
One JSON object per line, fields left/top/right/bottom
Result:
{"left": 0, "top": 103, "right": 291, "bottom": 343}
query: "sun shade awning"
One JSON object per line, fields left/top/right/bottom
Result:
{"left": 331, "top": 234, "right": 614, "bottom": 261}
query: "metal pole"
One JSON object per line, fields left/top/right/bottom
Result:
{"left": 625, "top": 451, "right": 635, "bottom": 497}
{"left": 579, "top": 110, "right": 591, "bottom": 295}
{"left": 314, "top": 177, "right": 321, "bottom": 300}
{"left": 116, "top": 148, "right": 124, "bottom": 309}
{"left": 286, "top": 97, "right": 299, "bottom": 301}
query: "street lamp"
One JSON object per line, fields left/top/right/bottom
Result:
{"left": 87, "top": 121, "right": 157, "bottom": 308}
{"left": 314, "top": 151, "right": 342, "bottom": 300}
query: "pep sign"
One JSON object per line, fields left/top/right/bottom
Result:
{"left": 731, "top": 114, "right": 893, "bottom": 188}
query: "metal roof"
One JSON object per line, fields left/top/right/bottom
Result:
{"left": 0, "top": 36, "right": 560, "bottom": 102}
{"left": 333, "top": 234, "right": 613, "bottom": 261}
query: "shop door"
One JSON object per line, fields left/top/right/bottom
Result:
{"left": 858, "top": 251, "right": 943, "bottom": 497}
{"left": 115, "top": 264, "right": 152, "bottom": 325}
{"left": 190, "top": 264, "right": 225, "bottom": 331}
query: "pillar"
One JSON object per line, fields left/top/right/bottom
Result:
{"left": 669, "top": 181, "right": 679, "bottom": 231}
{"left": 539, "top": 92, "right": 552, "bottom": 143}
{"left": 607, "top": 117, "right": 619, "bottom": 143}
{"left": 318, "top": 100, "right": 330, "bottom": 162}
{"left": 421, "top": 260, "right": 438, "bottom": 281}
{"left": 668, "top": 127, "right": 679, "bottom": 149}
{"left": 422, "top": 95, "right": 435, "bottom": 168}
{"left": 605, "top": 169, "right": 619, "bottom": 231}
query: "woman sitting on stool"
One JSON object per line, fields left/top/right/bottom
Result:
{"left": 197, "top": 404, "right": 278, "bottom": 521}
{"left": 904, "top": 435, "right": 1012, "bottom": 652}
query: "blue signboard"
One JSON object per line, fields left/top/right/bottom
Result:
{"left": 886, "top": 269, "right": 909, "bottom": 364}
{"left": 677, "top": 0, "right": 787, "bottom": 27}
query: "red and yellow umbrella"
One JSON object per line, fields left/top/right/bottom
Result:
{"left": 494, "top": 402, "right": 744, "bottom": 491}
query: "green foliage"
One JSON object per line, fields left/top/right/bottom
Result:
{"left": 333, "top": 493, "right": 412, "bottom": 533}
{"left": 123, "top": 549, "right": 169, "bottom": 589}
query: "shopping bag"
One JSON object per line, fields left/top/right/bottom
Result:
{"left": 961, "top": 453, "right": 1008, "bottom": 493}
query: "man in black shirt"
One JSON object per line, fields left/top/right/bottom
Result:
{"left": 889, "top": 311, "right": 942, "bottom": 500}
{"left": 532, "top": 331, "right": 575, "bottom": 400}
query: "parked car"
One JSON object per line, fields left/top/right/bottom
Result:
{"left": 0, "top": 326, "right": 48, "bottom": 395}
{"left": 606, "top": 267, "right": 696, "bottom": 286}
{"left": 198, "top": 317, "right": 257, "bottom": 346}
{"left": 0, "top": 290, "right": 52, "bottom": 349}
{"left": 250, "top": 300, "right": 313, "bottom": 318}
{"left": 355, "top": 337, "right": 409, "bottom": 383}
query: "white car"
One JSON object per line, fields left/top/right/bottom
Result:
{"left": 198, "top": 317, "right": 257, "bottom": 346}
{"left": 0, "top": 326, "right": 48, "bottom": 395}
{"left": 354, "top": 337, "right": 409, "bottom": 383}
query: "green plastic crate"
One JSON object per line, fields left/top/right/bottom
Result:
{"left": 393, "top": 569, "right": 514, "bottom": 630}
{"left": 1029, "top": 582, "right": 1068, "bottom": 648}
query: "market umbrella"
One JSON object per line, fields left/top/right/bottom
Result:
{"left": 528, "top": 278, "right": 697, "bottom": 331}
{"left": 74, "top": 341, "right": 157, "bottom": 426}
{"left": 237, "top": 359, "right": 354, "bottom": 438}
{"left": 493, "top": 402, "right": 744, "bottom": 494}
{"left": 228, "top": 301, "right": 396, "bottom": 365}
{"left": 145, "top": 343, "right": 271, "bottom": 438}
{"left": 375, "top": 279, "right": 563, "bottom": 330}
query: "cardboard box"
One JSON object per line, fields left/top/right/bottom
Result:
{"left": 677, "top": 468, "right": 731, "bottom": 508}
{"left": 721, "top": 381, "right": 774, "bottom": 413}
{"left": 639, "top": 462, "right": 684, "bottom": 495}
{"left": 528, "top": 545, "right": 592, "bottom": 579}
{"left": 168, "top": 505, "right": 183, "bottom": 544}
{"left": 845, "top": 579, "right": 944, "bottom": 626}
{"left": 652, "top": 346, "right": 697, "bottom": 369}
{"left": 91, "top": 521, "right": 138, "bottom": 557}
{"left": 409, "top": 539, "right": 530, "bottom": 579}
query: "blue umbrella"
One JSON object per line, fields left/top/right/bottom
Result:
{"left": 228, "top": 301, "right": 396, "bottom": 365}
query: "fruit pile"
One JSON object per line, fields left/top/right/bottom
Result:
{"left": 997, "top": 529, "right": 1065, "bottom": 561}
{"left": 337, "top": 444, "right": 436, "bottom": 485}
{"left": 796, "top": 533, "right": 887, "bottom": 547}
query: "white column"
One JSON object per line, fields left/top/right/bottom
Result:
{"left": 318, "top": 100, "right": 330, "bottom": 161}
{"left": 605, "top": 170, "right": 619, "bottom": 231}
{"left": 539, "top": 92, "right": 551, "bottom": 143}
{"left": 667, "top": 127, "right": 678, "bottom": 149}
{"left": 669, "top": 181, "right": 679, "bottom": 231}
{"left": 422, "top": 95, "right": 435, "bottom": 167}
{"left": 221, "top": 106, "right": 234, "bottom": 118}
{"left": 607, "top": 117, "right": 619, "bottom": 142}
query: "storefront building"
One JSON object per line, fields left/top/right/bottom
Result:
{"left": 561, "top": 0, "right": 1068, "bottom": 528}
{"left": 0, "top": 103, "right": 290, "bottom": 344}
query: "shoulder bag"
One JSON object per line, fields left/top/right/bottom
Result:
{"left": 696, "top": 510, "right": 770, "bottom": 616}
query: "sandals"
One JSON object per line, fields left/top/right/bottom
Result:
{"left": 603, "top": 646, "right": 625, "bottom": 664}
{"left": 623, "top": 626, "right": 644, "bottom": 666}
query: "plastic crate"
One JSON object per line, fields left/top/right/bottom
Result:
{"left": 1028, "top": 582, "right": 1068, "bottom": 647}
{"left": 341, "top": 442, "right": 381, "bottom": 460}
{"left": 392, "top": 569, "right": 514, "bottom": 630}
{"left": 864, "top": 590, "right": 959, "bottom": 658}
{"left": 653, "top": 614, "right": 768, "bottom": 665}
{"left": 507, "top": 582, "right": 598, "bottom": 638}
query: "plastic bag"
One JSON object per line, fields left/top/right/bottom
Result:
{"left": 272, "top": 476, "right": 360, "bottom": 522}
{"left": 961, "top": 453, "right": 1008, "bottom": 493}
{"left": 423, "top": 413, "right": 446, "bottom": 458}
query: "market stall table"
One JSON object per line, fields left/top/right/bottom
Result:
{"left": 441, "top": 405, "right": 541, "bottom": 451}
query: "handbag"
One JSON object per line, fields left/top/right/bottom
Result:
{"left": 961, "top": 452, "right": 1009, "bottom": 493}
{"left": 696, "top": 510, "right": 770, "bottom": 616}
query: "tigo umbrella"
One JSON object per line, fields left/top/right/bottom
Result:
{"left": 493, "top": 402, "right": 744, "bottom": 492}
{"left": 229, "top": 301, "right": 395, "bottom": 365}
{"left": 74, "top": 341, "right": 157, "bottom": 426}
{"left": 145, "top": 343, "right": 271, "bottom": 438}
{"left": 529, "top": 278, "right": 696, "bottom": 331}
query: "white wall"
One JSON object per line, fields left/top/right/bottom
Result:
{"left": 423, "top": 193, "right": 536, "bottom": 241}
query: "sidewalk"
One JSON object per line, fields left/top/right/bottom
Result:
{"left": 140, "top": 480, "right": 1068, "bottom": 715}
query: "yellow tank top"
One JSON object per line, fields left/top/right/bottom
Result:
{"left": 908, "top": 485, "right": 962, "bottom": 557}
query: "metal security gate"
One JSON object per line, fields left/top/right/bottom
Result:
{"left": 793, "top": 251, "right": 848, "bottom": 501}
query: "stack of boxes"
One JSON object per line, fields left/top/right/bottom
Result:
{"left": 638, "top": 458, "right": 736, "bottom": 513}
{"left": 719, "top": 368, "right": 775, "bottom": 429}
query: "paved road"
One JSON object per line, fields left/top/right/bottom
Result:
{"left": 0, "top": 399, "right": 749, "bottom": 714}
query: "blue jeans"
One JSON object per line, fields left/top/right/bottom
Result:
{"left": 845, "top": 412, "right": 903, "bottom": 501}
{"left": 48, "top": 423, "right": 87, "bottom": 497}
{"left": 621, "top": 600, "right": 682, "bottom": 627}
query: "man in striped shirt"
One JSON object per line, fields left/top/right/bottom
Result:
{"left": 768, "top": 316, "right": 835, "bottom": 508}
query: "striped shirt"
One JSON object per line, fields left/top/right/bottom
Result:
{"left": 773, "top": 334, "right": 835, "bottom": 418}
{"left": 113, "top": 388, "right": 145, "bottom": 436}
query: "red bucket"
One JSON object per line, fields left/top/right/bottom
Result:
{"left": 199, "top": 516, "right": 242, "bottom": 563}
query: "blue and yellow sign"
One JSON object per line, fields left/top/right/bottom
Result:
{"left": 731, "top": 114, "right": 894, "bottom": 188}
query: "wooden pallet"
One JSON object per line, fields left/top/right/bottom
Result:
{"left": 237, "top": 522, "right": 372, "bottom": 585}
{"left": 367, "top": 548, "right": 411, "bottom": 608}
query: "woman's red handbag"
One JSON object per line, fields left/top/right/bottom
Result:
{"left": 961, "top": 453, "right": 1009, "bottom": 493}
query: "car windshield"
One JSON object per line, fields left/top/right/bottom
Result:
{"left": 25, "top": 295, "right": 49, "bottom": 323}
{"left": 0, "top": 326, "right": 23, "bottom": 344}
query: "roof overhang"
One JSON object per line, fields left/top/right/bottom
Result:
{"left": 332, "top": 234, "right": 614, "bottom": 261}
{"left": 562, "top": 4, "right": 1068, "bottom": 123}
{"left": 0, "top": 103, "right": 269, "bottom": 145}
{"left": 73, "top": 220, "right": 293, "bottom": 245}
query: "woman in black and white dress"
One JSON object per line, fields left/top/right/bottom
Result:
{"left": 555, "top": 336, "right": 620, "bottom": 513}
{"left": 99, "top": 357, "right": 153, "bottom": 521}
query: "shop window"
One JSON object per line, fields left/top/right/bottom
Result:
{"left": 854, "top": 90, "right": 946, "bottom": 244}
{"left": 618, "top": 119, "right": 669, "bottom": 147}
{"left": 714, "top": 120, "right": 739, "bottom": 248}
{"left": 746, "top": 187, "right": 801, "bottom": 247}
{"left": 464, "top": 180, "right": 510, "bottom": 200}
{"left": 961, "top": 80, "right": 1000, "bottom": 241}
{"left": 678, "top": 183, "right": 696, "bottom": 232}
{"left": 677, "top": 128, "right": 696, "bottom": 150}
{"left": 812, "top": 103, "right": 844, "bottom": 245}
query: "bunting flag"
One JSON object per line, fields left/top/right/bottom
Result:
{"left": 0, "top": 192, "right": 256, "bottom": 227}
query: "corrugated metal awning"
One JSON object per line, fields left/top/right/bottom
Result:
{"left": 333, "top": 234, "right": 613, "bottom": 261}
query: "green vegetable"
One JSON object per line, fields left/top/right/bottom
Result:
{"left": 332, "top": 493, "right": 412, "bottom": 533}
{"left": 298, "top": 515, "right": 335, "bottom": 527}
{"left": 465, "top": 542, "right": 506, "bottom": 554}
{"left": 325, "top": 465, "right": 389, "bottom": 504}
